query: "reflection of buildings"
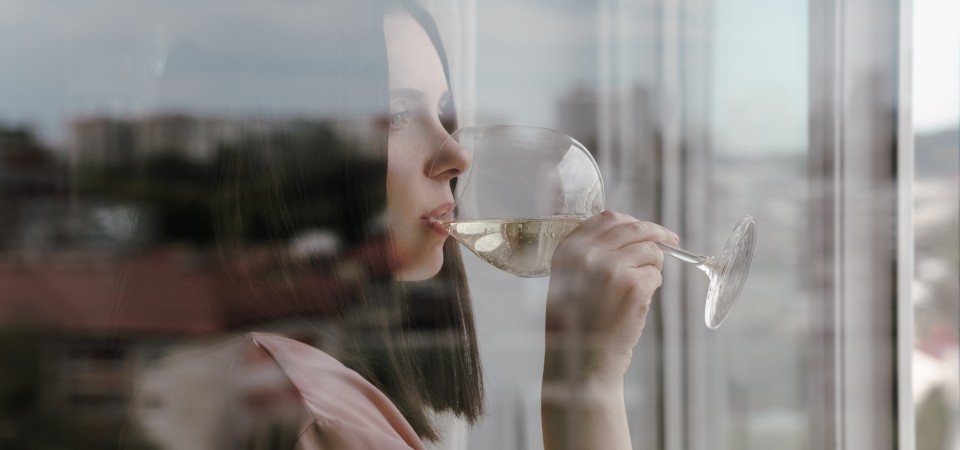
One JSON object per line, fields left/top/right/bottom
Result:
{"left": 0, "top": 126, "right": 63, "bottom": 196}
{"left": 1, "top": 116, "right": 377, "bottom": 448}
{"left": 555, "top": 84, "right": 658, "bottom": 157}
{"left": 70, "top": 113, "right": 383, "bottom": 166}
{"left": 0, "top": 118, "right": 377, "bottom": 448}
{"left": 71, "top": 114, "right": 267, "bottom": 164}
{"left": 0, "top": 250, "right": 218, "bottom": 448}
{"left": 912, "top": 127, "right": 960, "bottom": 450}
{"left": 554, "top": 84, "right": 660, "bottom": 218}
{"left": 68, "top": 117, "right": 136, "bottom": 166}
{"left": 0, "top": 246, "right": 343, "bottom": 448}
{"left": 0, "top": 126, "right": 64, "bottom": 261}
{"left": 555, "top": 86, "right": 600, "bottom": 154}
{"left": 0, "top": 250, "right": 219, "bottom": 427}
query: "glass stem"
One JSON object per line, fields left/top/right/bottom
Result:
{"left": 657, "top": 242, "right": 709, "bottom": 266}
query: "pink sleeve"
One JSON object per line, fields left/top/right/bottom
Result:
{"left": 248, "top": 333, "right": 426, "bottom": 450}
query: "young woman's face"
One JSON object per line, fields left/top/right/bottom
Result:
{"left": 383, "top": 12, "right": 469, "bottom": 281}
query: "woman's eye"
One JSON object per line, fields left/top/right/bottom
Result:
{"left": 390, "top": 111, "right": 411, "bottom": 130}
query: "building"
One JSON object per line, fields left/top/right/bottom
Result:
{"left": 70, "top": 113, "right": 385, "bottom": 167}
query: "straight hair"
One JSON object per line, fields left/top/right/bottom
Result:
{"left": 213, "top": 0, "right": 482, "bottom": 441}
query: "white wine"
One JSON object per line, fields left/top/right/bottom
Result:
{"left": 443, "top": 216, "right": 587, "bottom": 277}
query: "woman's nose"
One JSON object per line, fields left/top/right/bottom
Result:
{"left": 428, "top": 129, "right": 471, "bottom": 181}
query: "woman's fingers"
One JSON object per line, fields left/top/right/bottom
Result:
{"left": 616, "top": 241, "right": 665, "bottom": 271}
{"left": 575, "top": 211, "right": 677, "bottom": 250}
{"left": 571, "top": 210, "right": 630, "bottom": 237}
{"left": 559, "top": 211, "right": 677, "bottom": 273}
{"left": 545, "top": 211, "right": 677, "bottom": 381}
{"left": 597, "top": 220, "right": 675, "bottom": 251}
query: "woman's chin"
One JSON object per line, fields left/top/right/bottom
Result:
{"left": 394, "top": 252, "right": 444, "bottom": 281}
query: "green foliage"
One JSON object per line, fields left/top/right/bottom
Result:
{"left": 77, "top": 122, "right": 386, "bottom": 248}
{"left": 214, "top": 124, "right": 387, "bottom": 247}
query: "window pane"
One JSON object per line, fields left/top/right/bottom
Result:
{"left": 913, "top": 0, "right": 960, "bottom": 449}
{"left": 462, "top": 1, "right": 665, "bottom": 449}
{"left": 0, "top": 0, "right": 920, "bottom": 449}
{"left": 697, "top": 1, "right": 811, "bottom": 449}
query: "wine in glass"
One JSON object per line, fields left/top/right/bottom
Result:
{"left": 435, "top": 126, "right": 756, "bottom": 329}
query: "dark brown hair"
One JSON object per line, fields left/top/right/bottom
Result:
{"left": 214, "top": 0, "right": 482, "bottom": 441}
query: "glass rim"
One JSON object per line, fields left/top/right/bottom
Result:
{"left": 433, "top": 125, "right": 605, "bottom": 212}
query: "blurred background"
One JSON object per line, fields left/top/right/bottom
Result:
{"left": 0, "top": 0, "right": 957, "bottom": 449}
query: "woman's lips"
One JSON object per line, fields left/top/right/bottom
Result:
{"left": 422, "top": 216, "right": 449, "bottom": 236}
{"left": 421, "top": 203, "right": 454, "bottom": 236}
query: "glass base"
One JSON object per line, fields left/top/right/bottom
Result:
{"left": 702, "top": 216, "right": 758, "bottom": 329}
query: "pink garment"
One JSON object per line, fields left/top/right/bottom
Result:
{"left": 251, "top": 333, "right": 426, "bottom": 450}
{"left": 128, "top": 332, "right": 425, "bottom": 450}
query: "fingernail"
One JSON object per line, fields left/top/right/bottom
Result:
{"left": 671, "top": 232, "right": 680, "bottom": 242}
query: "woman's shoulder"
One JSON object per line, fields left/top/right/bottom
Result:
{"left": 131, "top": 331, "right": 346, "bottom": 377}
{"left": 127, "top": 332, "right": 424, "bottom": 450}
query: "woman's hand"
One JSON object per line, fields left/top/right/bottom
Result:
{"left": 544, "top": 210, "right": 679, "bottom": 383}
{"left": 540, "top": 211, "right": 678, "bottom": 450}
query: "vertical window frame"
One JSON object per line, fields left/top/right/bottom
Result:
{"left": 808, "top": 1, "right": 914, "bottom": 449}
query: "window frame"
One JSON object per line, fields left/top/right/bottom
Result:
{"left": 807, "top": 0, "right": 913, "bottom": 449}
{"left": 659, "top": 0, "right": 915, "bottom": 449}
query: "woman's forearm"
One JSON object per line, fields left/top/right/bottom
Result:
{"left": 541, "top": 372, "right": 632, "bottom": 450}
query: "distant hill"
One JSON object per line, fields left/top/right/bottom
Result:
{"left": 916, "top": 127, "right": 959, "bottom": 179}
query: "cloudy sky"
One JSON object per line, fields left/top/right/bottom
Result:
{"left": 0, "top": 0, "right": 388, "bottom": 143}
{"left": 0, "top": 0, "right": 955, "bottom": 151}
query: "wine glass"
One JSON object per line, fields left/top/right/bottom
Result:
{"left": 434, "top": 126, "right": 757, "bottom": 329}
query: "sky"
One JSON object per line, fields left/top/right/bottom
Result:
{"left": 710, "top": 0, "right": 808, "bottom": 156}
{"left": 913, "top": 0, "right": 960, "bottom": 133}
{"left": 0, "top": 0, "right": 956, "bottom": 149}
{"left": 0, "top": 0, "right": 386, "bottom": 145}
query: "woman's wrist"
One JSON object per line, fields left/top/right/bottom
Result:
{"left": 541, "top": 370, "right": 625, "bottom": 406}
{"left": 542, "top": 333, "right": 632, "bottom": 387}
{"left": 541, "top": 367, "right": 631, "bottom": 450}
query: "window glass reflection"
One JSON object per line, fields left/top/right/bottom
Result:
{"left": 0, "top": 0, "right": 930, "bottom": 449}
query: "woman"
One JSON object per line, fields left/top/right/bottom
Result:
{"left": 129, "top": 1, "right": 677, "bottom": 448}
{"left": 382, "top": 7, "right": 678, "bottom": 449}
{"left": 381, "top": 7, "right": 677, "bottom": 448}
